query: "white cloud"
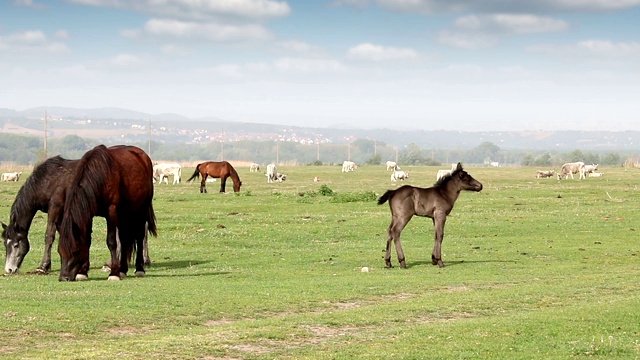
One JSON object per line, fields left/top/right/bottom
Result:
{"left": 67, "top": 0, "right": 291, "bottom": 20}
{"left": 528, "top": 40, "right": 640, "bottom": 57}
{"left": 438, "top": 14, "right": 567, "bottom": 49}
{"left": 347, "top": 43, "right": 419, "bottom": 61}
{"left": 127, "top": 18, "right": 271, "bottom": 41}
{"left": 274, "top": 57, "right": 347, "bottom": 73}
{"left": 277, "top": 40, "right": 325, "bottom": 56}
{"left": 375, "top": 0, "right": 640, "bottom": 14}
{"left": 109, "top": 54, "right": 144, "bottom": 67}
{"left": 0, "top": 30, "right": 68, "bottom": 52}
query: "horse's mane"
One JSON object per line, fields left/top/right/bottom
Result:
{"left": 226, "top": 161, "right": 241, "bottom": 182}
{"left": 9, "top": 156, "right": 72, "bottom": 229}
{"left": 434, "top": 166, "right": 463, "bottom": 188}
{"left": 59, "top": 146, "right": 114, "bottom": 254}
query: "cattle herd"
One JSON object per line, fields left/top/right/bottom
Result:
{"left": 536, "top": 161, "right": 601, "bottom": 180}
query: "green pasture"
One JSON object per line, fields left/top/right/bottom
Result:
{"left": 1, "top": 164, "right": 639, "bottom": 359}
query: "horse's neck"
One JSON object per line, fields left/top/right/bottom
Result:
{"left": 441, "top": 181, "right": 462, "bottom": 203}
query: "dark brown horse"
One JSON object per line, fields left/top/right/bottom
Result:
{"left": 186, "top": 161, "right": 242, "bottom": 193}
{"left": 57, "top": 145, "right": 157, "bottom": 281}
{"left": 377, "top": 162, "right": 482, "bottom": 268}
{"left": 2, "top": 156, "right": 152, "bottom": 275}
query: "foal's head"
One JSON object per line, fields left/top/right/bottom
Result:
{"left": 437, "top": 162, "right": 483, "bottom": 192}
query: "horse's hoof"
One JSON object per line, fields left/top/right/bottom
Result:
{"left": 35, "top": 268, "right": 48, "bottom": 274}
{"left": 134, "top": 271, "right": 145, "bottom": 277}
{"left": 75, "top": 274, "right": 89, "bottom": 281}
{"left": 107, "top": 275, "right": 121, "bottom": 281}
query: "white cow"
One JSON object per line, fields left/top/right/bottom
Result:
{"left": 266, "top": 163, "right": 277, "bottom": 183}
{"left": 536, "top": 170, "right": 555, "bottom": 179}
{"left": 250, "top": 163, "right": 260, "bottom": 172}
{"left": 1, "top": 172, "right": 21, "bottom": 182}
{"left": 153, "top": 163, "right": 182, "bottom": 184}
{"left": 390, "top": 170, "right": 409, "bottom": 182}
{"left": 386, "top": 161, "right": 399, "bottom": 171}
{"left": 557, "top": 161, "right": 586, "bottom": 180}
{"left": 342, "top": 161, "right": 357, "bottom": 172}
{"left": 275, "top": 173, "right": 287, "bottom": 182}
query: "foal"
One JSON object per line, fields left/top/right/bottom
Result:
{"left": 378, "top": 162, "right": 482, "bottom": 268}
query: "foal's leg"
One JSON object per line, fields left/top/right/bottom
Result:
{"left": 431, "top": 214, "right": 447, "bottom": 267}
{"left": 385, "top": 215, "right": 411, "bottom": 268}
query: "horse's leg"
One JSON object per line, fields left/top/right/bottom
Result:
{"left": 142, "top": 222, "right": 151, "bottom": 267}
{"left": 431, "top": 214, "right": 447, "bottom": 267}
{"left": 219, "top": 176, "right": 227, "bottom": 193}
{"left": 200, "top": 176, "right": 207, "bottom": 193}
{"left": 133, "top": 221, "right": 147, "bottom": 277}
{"left": 38, "top": 213, "right": 59, "bottom": 273}
{"left": 385, "top": 215, "right": 411, "bottom": 268}
{"left": 105, "top": 209, "right": 121, "bottom": 280}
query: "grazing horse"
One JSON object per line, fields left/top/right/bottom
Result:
{"left": 378, "top": 163, "right": 482, "bottom": 268}
{"left": 386, "top": 161, "right": 399, "bottom": 171}
{"left": 2, "top": 156, "right": 152, "bottom": 275}
{"left": 186, "top": 161, "right": 242, "bottom": 193}
{"left": 266, "top": 163, "right": 277, "bottom": 183}
{"left": 57, "top": 145, "right": 157, "bottom": 281}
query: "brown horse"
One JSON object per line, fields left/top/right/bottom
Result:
{"left": 57, "top": 145, "right": 157, "bottom": 281}
{"left": 377, "top": 162, "right": 482, "bottom": 268}
{"left": 186, "top": 161, "right": 242, "bottom": 193}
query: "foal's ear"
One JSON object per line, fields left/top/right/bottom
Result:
{"left": 456, "top": 162, "right": 463, "bottom": 171}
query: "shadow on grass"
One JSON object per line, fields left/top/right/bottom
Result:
{"left": 406, "top": 259, "right": 517, "bottom": 268}
{"left": 146, "top": 259, "right": 213, "bottom": 270}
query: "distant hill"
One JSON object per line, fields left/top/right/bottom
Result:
{"left": 1, "top": 106, "right": 639, "bottom": 151}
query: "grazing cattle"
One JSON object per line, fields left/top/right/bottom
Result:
{"left": 589, "top": 172, "right": 604, "bottom": 177}
{"left": 536, "top": 170, "right": 555, "bottom": 178}
{"left": 153, "top": 163, "right": 182, "bottom": 185}
{"left": 386, "top": 161, "right": 399, "bottom": 171}
{"left": 313, "top": 176, "right": 320, "bottom": 182}
{"left": 583, "top": 164, "right": 598, "bottom": 176}
{"left": 342, "top": 161, "right": 357, "bottom": 172}
{"left": 557, "top": 161, "right": 586, "bottom": 180}
{"left": 1, "top": 172, "right": 22, "bottom": 182}
{"left": 275, "top": 173, "right": 287, "bottom": 182}
{"left": 266, "top": 163, "right": 277, "bottom": 183}
{"left": 391, "top": 170, "right": 409, "bottom": 182}
{"left": 250, "top": 163, "right": 260, "bottom": 172}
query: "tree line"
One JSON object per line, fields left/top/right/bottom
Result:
{"left": 0, "top": 133, "right": 628, "bottom": 167}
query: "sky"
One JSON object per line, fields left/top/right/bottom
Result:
{"left": 1, "top": 0, "right": 639, "bottom": 131}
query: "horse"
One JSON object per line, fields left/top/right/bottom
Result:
{"left": 3, "top": 156, "right": 152, "bottom": 275}
{"left": 57, "top": 145, "right": 157, "bottom": 281}
{"left": 153, "top": 163, "right": 182, "bottom": 184}
{"left": 186, "top": 161, "right": 242, "bottom": 193}
{"left": 1, "top": 172, "right": 22, "bottom": 182}
{"left": 378, "top": 162, "right": 482, "bottom": 268}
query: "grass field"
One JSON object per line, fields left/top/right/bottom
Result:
{"left": 1, "top": 164, "right": 639, "bottom": 359}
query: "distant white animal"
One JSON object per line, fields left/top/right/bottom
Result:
{"left": 583, "top": 164, "right": 598, "bottom": 176}
{"left": 1, "top": 172, "right": 22, "bottom": 182}
{"left": 390, "top": 170, "right": 409, "bottom": 182}
{"left": 250, "top": 163, "right": 260, "bottom": 172}
{"left": 342, "top": 161, "right": 357, "bottom": 172}
{"left": 490, "top": 161, "right": 500, "bottom": 167}
{"left": 588, "top": 172, "right": 604, "bottom": 177}
{"left": 266, "top": 163, "right": 277, "bottom": 183}
{"left": 557, "top": 161, "right": 585, "bottom": 180}
{"left": 313, "top": 176, "right": 320, "bottom": 182}
{"left": 436, "top": 164, "right": 457, "bottom": 181}
{"left": 275, "top": 173, "right": 287, "bottom": 182}
{"left": 536, "top": 170, "right": 555, "bottom": 179}
{"left": 153, "top": 163, "right": 182, "bottom": 184}
{"left": 386, "top": 161, "right": 399, "bottom": 171}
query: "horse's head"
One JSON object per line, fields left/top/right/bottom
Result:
{"left": 233, "top": 180, "right": 242, "bottom": 192}
{"left": 453, "top": 163, "right": 483, "bottom": 192}
{"left": 2, "top": 222, "right": 30, "bottom": 274}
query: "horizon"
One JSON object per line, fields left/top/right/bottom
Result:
{"left": 1, "top": 1, "right": 639, "bottom": 132}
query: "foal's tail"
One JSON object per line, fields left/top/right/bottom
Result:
{"left": 186, "top": 164, "right": 201, "bottom": 182}
{"left": 377, "top": 189, "right": 395, "bottom": 205}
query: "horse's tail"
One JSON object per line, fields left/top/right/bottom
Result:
{"left": 146, "top": 202, "right": 158, "bottom": 237}
{"left": 186, "top": 164, "right": 201, "bottom": 182}
{"left": 59, "top": 145, "right": 113, "bottom": 255}
{"left": 377, "top": 189, "right": 395, "bottom": 205}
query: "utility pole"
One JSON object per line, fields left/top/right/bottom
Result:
{"left": 221, "top": 129, "right": 225, "bottom": 161}
{"left": 347, "top": 142, "right": 351, "bottom": 161}
{"left": 276, "top": 138, "right": 279, "bottom": 165}
{"left": 316, "top": 137, "right": 320, "bottom": 161}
